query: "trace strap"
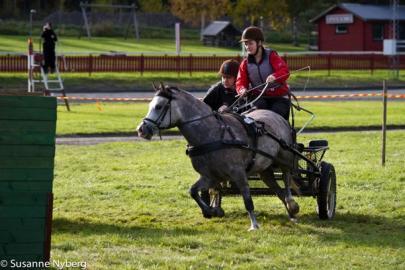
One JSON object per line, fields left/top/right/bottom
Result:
{"left": 186, "top": 138, "right": 277, "bottom": 160}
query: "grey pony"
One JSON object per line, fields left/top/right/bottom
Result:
{"left": 137, "top": 85, "right": 299, "bottom": 231}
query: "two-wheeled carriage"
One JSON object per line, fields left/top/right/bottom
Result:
{"left": 208, "top": 138, "right": 336, "bottom": 220}
{"left": 206, "top": 90, "right": 337, "bottom": 220}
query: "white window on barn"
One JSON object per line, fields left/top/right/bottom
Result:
{"left": 336, "top": 24, "right": 348, "bottom": 34}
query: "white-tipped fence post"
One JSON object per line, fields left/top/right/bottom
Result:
{"left": 382, "top": 80, "right": 387, "bottom": 166}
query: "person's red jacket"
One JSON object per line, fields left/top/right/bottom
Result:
{"left": 236, "top": 50, "right": 290, "bottom": 97}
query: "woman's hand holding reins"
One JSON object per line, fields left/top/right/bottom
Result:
{"left": 266, "top": 74, "right": 276, "bottom": 83}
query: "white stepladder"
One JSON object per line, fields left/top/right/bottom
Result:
{"left": 27, "top": 38, "right": 70, "bottom": 111}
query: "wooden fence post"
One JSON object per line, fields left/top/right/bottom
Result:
{"left": 189, "top": 54, "right": 192, "bottom": 77}
{"left": 140, "top": 53, "right": 144, "bottom": 76}
{"left": 327, "top": 53, "right": 331, "bottom": 76}
{"left": 177, "top": 54, "right": 180, "bottom": 77}
{"left": 88, "top": 54, "right": 93, "bottom": 77}
{"left": 370, "top": 53, "right": 375, "bottom": 75}
{"left": 213, "top": 54, "right": 216, "bottom": 72}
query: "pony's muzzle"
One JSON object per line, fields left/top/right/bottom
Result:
{"left": 137, "top": 121, "right": 154, "bottom": 140}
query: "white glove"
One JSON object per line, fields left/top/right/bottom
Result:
{"left": 218, "top": 105, "right": 229, "bottom": 113}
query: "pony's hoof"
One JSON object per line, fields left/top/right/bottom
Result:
{"left": 289, "top": 217, "right": 298, "bottom": 223}
{"left": 248, "top": 224, "right": 259, "bottom": 231}
{"left": 202, "top": 210, "right": 212, "bottom": 219}
{"left": 286, "top": 199, "right": 300, "bottom": 217}
{"left": 213, "top": 207, "right": 225, "bottom": 218}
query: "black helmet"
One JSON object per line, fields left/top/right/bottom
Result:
{"left": 218, "top": 59, "right": 239, "bottom": 78}
{"left": 240, "top": 26, "right": 264, "bottom": 42}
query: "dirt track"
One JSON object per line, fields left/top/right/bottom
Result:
{"left": 57, "top": 126, "right": 405, "bottom": 145}
{"left": 56, "top": 135, "right": 183, "bottom": 145}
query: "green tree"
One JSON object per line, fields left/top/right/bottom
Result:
{"left": 265, "top": 0, "right": 289, "bottom": 31}
{"left": 170, "top": 0, "right": 230, "bottom": 40}
{"left": 285, "top": 0, "right": 313, "bottom": 46}
{"left": 0, "top": 0, "right": 18, "bottom": 17}
{"left": 231, "top": 0, "right": 270, "bottom": 26}
{"left": 138, "top": 0, "right": 168, "bottom": 12}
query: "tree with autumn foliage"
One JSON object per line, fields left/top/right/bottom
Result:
{"left": 169, "top": 0, "right": 230, "bottom": 40}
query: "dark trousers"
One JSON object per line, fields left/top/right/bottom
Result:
{"left": 253, "top": 96, "right": 290, "bottom": 121}
{"left": 43, "top": 45, "right": 56, "bottom": 73}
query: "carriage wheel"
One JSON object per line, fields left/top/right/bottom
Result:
{"left": 317, "top": 161, "right": 336, "bottom": 220}
{"left": 209, "top": 189, "right": 222, "bottom": 208}
{"left": 210, "top": 189, "right": 224, "bottom": 217}
{"left": 200, "top": 189, "right": 224, "bottom": 217}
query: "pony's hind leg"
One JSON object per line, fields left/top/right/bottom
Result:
{"left": 189, "top": 176, "right": 216, "bottom": 218}
{"left": 283, "top": 171, "right": 300, "bottom": 221}
{"left": 260, "top": 167, "right": 289, "bottom": 209}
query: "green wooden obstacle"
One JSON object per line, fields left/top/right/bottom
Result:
{"left": 0, "top": 94, "right": 56, "bottom": 262}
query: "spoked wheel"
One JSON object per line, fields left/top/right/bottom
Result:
{"left": 200, "top": 189, "right": 224, "bottom": 217}
{"left": 317, "top": 161, "right": 336, "bottom": 220}
{"left": 209, "top": 189, "right": 222, "bottom": 209}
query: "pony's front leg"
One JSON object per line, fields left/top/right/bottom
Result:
{"left": 189, "top": 176, "right": 215, "bottom": 218}
{"left": 234, "top": 176, "right": 259, "bottom": 231}
{"left": 283, "top": 171, "right": 300, "bottom": 221}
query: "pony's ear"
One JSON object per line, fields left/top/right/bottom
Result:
{"left": 159, "top": 82, "right": 165, "bottom": 91}
{"left": 152, "top": 82, "right": 158, "bottom": 92}
{"left": 160, "top": 82, "right": 172, "bottom": 94}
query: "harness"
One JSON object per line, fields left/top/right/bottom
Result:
{"left": 186, "top": 111, "right": 295, "bottom": 171}
{"left": 142, "top": 87, "right": 317, "bottom": 172}
{"left": 186, "top": 110, "right": 319, "bottom": 171}
{"left": 142, "top": 89, "right": 215, "bottom": 137}
{"left": 186, "top": 112, "right": 257, "bottom": 171}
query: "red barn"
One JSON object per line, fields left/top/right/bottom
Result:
{"left": 310, "top": 3, "right": 405, "bottom": 51}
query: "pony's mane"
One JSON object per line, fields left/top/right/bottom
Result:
{"left": 155, "top": 84, "right": 212, "bottom": 112}
{"left": 156, "top": 85, "right": 197, "bottom": 101}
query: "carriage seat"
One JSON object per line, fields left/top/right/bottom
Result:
{"left": 308, "top": 139, "right": 328, "bottom": 148}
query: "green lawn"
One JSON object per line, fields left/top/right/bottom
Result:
{"left": 1, "top": 34, "right": 404, "bottom": 91}
{"left": 52, "top": 130, "right": 405, "bottom": 269}
{"left": 1, "top": 69, "right": 404, "bottom": 92}
{"left": 0, "top": 35, "right": 307, "bottom": 54}
{"left": 55, "top": 100, "right": 405, "bottom": 136}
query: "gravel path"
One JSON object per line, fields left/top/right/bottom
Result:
{"left": 56, "top": 127, "right": 404, "bottom": 145}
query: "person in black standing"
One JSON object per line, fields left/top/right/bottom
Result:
{"left": 41, "top": 22, "right": 57, "bottom": 74}
{"left": 203, "top": 59, "right": 240, "bottom": 113}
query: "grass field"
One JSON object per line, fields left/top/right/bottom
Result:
{"left": 52, "top": 130, "right": 405, "bottom": 269}
{"left": 0, "top": 35, "right": 307, "bottom": 54}
{"left": 1, "top": 69, "right": 404, "bottom": 92}
{"left": 55, "top": 100, "right": 405, "bottom": 136}
{"left": 1, "top": 34, "right": 404, "bottom": 92}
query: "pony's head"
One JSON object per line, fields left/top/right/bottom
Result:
{"left": 137, "top": 83, "right": 182, "bottom": 140}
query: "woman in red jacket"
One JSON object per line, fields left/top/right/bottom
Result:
{"left": 236, "top": 26, "right": 291, "bottom": 120}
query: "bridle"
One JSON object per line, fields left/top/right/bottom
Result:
{"left": 142, "top": 88, "right": 215, "bottom": 134}
{"left": 143, "top": 91, "right": 173, "bottom": 130}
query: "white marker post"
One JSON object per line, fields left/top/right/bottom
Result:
{"left": 28, "top": 38, "right": 34, "bottom": 92}
{"left": 381, "top": 80, "right": 387, "bottom": 166}
{"left": 175, "top": 23, "right": 181, "bottom": 55}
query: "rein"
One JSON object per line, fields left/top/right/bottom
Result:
{"left": 142, "top": 87, "right": 313, "bottom": 171}
{"left": 142, "top": 91, "right": 216, "bottom": 138}
{"left": 178, "top": 113, "right": 216, "bottom": 127}
{"left": 228, "top": 66, "right": 311, "bottom": 113}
